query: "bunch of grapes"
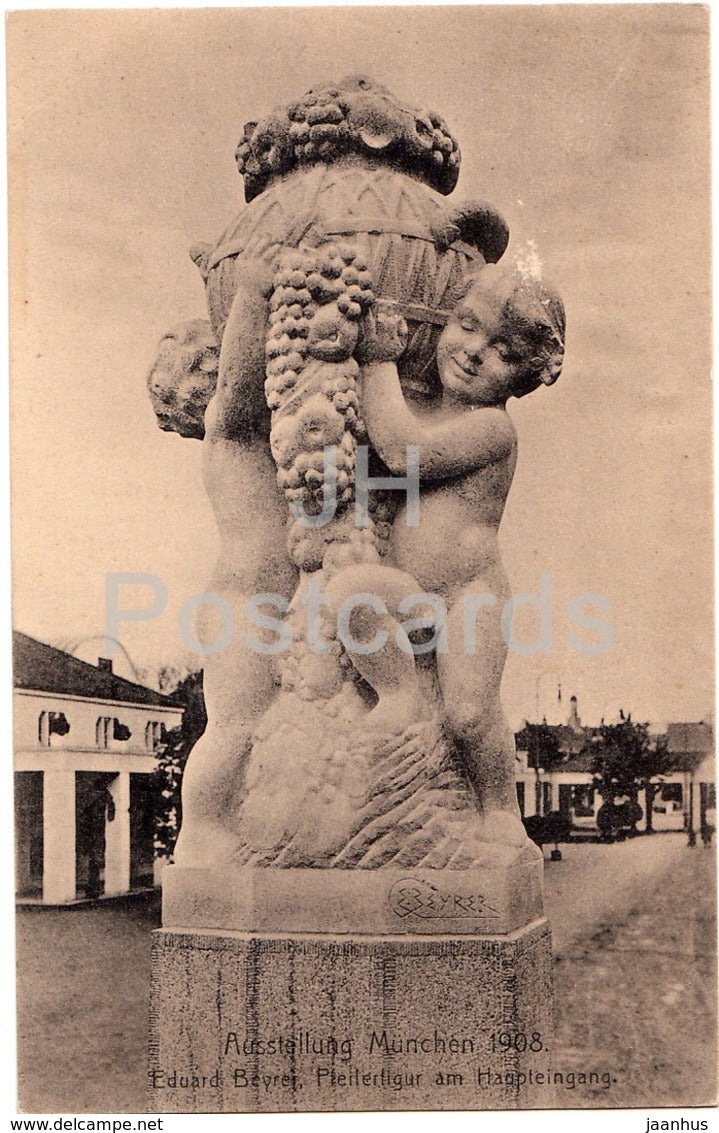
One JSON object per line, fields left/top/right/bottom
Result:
{"left": 305, "top": 242, "right": 374, "bottom": 317}
{"left": 234, "top": 82, "right": 462, "bottom": 195}
{"left": 426, "top": 109, "right": 461, "bottom": 173}
{"left": 264, "top": 259, "right": 314, "bottom": 413}
{"left": 286, "top": 88, "right": 353, "bottom": 164}
{"left": 265, "top": 243, "right": 376, "bottom": 568}
{"left": 264, "top": 242, "right": 374, "bottom": 410}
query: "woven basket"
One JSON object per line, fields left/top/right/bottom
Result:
{"left": 199, "top": 162, "right": 503, "bottom": 400}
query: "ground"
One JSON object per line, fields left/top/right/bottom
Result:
{"left": 15, "top": 833, "right": 717, "bottom": 1113}
{"left": 16, "top": 894, "right": 158, "bottom": 1113}
{"left": 551, "top": 838, "right": 717, "bottom": 1108}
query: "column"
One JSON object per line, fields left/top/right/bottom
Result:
{"left": 43, "top": 769, "right": 76, "bottom": 904}
{"left": 105, "top": 771, "right": 131, "bottom": 896}
{"left": 525, "top": 774, "right": 539, "bottom": 817}
{"left": 687, "top": 776, "right": 696, "bottom": 846}
{"left": 550, "top": 777, "right": 560, "bottom": 811}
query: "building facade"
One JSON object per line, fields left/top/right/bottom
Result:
{"left": 515, "top": 698, "right": 715, "bottom": 836}
{"left": 14, "top": 632, "right": 183, "bottom": 904}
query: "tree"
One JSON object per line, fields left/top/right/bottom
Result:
{"left": 587, "top": 713, "right": 674, "bottom": 835}
{"left": 635, "top": 733, "right": 675, "bottom": 834}
{"left": 515, "top": 721, "right": 565, "bottom": 814}
{"left": 152, "top": 670, "right": 207, "bottom": 858}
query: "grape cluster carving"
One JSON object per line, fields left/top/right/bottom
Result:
{"left": 235, "top": 75, "right": 461, "bottom": 201}
{"left": 265, "top": 242, "right": 383, "bottom": 572}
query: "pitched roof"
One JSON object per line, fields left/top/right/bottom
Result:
{"left": 666, "top": 722, "right": 714, "bottom": 755}
{"left": 13, "top": 631, "right": 180, "bottom": 710}
{"left": 552, "top": 724, "right": 596, "bottom": 757}
{"left": 515, "top": 722, "right": 599, "bottom": 764}
{"left": 665, "top": 722, "right": 714, "bottom": 773}
{"left": 558, "top": 749, "right": 595, "bottom": 773}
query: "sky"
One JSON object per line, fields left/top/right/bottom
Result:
{"left": 7, "top": 4, "right": 713, "bottom": 729}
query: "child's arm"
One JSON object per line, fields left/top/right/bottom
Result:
{"left": 358, "top": 312, "right": 514, "bottom": 480}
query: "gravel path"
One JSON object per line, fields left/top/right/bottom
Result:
{"left": 16, "top": 894, "right": 160, "bottom": 1113}
{"left": 15, "top": 833, "right": 716, "bottom": 1112}
{"left": 543, "top": 831, "right": 688, "bottom": 955}
{"left": 551, "top": 838, "right": 716, "bottom": 1108}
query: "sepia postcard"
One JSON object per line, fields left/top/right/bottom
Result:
{"left": 6, "top": 3, "right": 716, "bottom": 1123}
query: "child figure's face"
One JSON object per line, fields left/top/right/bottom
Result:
{"left": 437, "top": 278, "right": 534, "bottom": 405}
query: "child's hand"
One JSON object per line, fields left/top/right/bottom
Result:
{"left": 357, "top": 306, "right": 408, "bottom": 364}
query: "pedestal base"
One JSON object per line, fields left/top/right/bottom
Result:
{"left": 162, "top": 846, "right": 543, "bottom": 936}
{"left": 148, "top": 919, "right": 554, "bottom": 1112}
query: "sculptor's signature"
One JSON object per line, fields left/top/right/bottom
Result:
{"left": 388, "top": 879, "right": 500, "bottom": 919}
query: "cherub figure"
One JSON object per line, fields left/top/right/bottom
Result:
{"left": 351, "top": 263, "right": 565, "bottom": 844}
{"left": 147, "top": 319, "right": 220, "bottom": 439}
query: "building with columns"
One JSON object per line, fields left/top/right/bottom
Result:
{"left": 14, "top": 632, "right": 183, "bottom": 904}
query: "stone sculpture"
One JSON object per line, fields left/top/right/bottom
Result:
{"left": 148, "top": 74, "right": 564, "bottom": 871}
{"left": 149, "top": 75, "right": 565, "bottom": 1114}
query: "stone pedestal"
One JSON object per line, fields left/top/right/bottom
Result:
{"left": 162, "top": 844, "right": 544, "bottom": 935}
{"left": 150, "top": 857, "right": 554, "bottom": 1113}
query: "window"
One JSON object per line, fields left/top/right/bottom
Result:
{"left": 96, "top": 717, "right": 112, "bottom": 749}
{"left": 38, "top": 712, "right": 49, "bottom": 746}
{"left": 572, "top": 785, "right": 595, "bottom": 817}
{"left": 145, "top": 720, "right": 166, "bottom": 751}
{"left": 661, "top": 782, "right": 683, "bottom": 804}
{"left": 112, "top": 718, "right": 131, "bottom": 742}
{"left": 38, "top": 711, "right": 70, "bottom": 746}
